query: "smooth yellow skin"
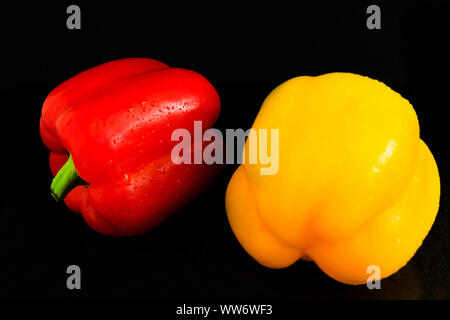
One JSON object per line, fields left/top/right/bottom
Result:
{"left": 225, "top": 73, "right": 440, "bottom": 285}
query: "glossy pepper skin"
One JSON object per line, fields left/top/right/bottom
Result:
{"left": 225, "top": 73, "right": 440, "bottom": 285}
{"left": 40, "top": 58, "right": 220, "bottom": 236}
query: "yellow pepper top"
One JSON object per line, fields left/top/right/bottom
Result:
{"left": 225, "top": 73, "right": 440, "bottom": 285}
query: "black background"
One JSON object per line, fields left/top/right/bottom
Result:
{"left": 0, "top": 1, "right": 449, "bottom": 301}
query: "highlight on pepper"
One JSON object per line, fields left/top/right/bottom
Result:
{"left": 225, "top": 72, "right": 440, "bottom": 285}
{"left": 40, "top": 58, "right": 221, "bottom": 237}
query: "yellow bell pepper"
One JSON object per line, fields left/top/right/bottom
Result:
{"left": 225, "top": 73, "right": 440, "bottom": 285}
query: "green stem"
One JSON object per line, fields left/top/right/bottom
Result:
{"left": 50, "top": 154, "right": 85, "bottom": 201}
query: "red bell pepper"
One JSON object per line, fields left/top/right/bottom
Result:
{"left": 40, "top": 58, "right": 221, "bottom": 236}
